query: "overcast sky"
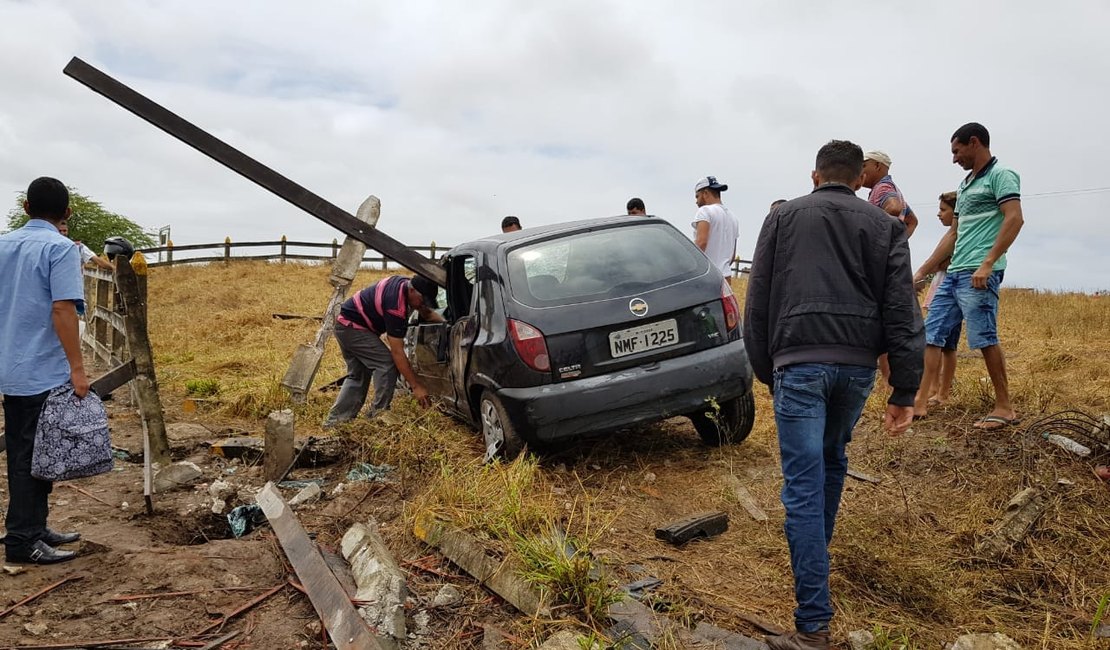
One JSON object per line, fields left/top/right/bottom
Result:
{"left": 2, "top": 0, "right": 1108, "bottom": 291}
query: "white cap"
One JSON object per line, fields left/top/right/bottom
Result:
{"left": 863, "top": 151, "right": 893, "bottom": 168}
{"left": 694, "top": 176, "right": 728, "bottom": 192}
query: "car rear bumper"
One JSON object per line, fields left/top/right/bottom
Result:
{"left": 495, "top": 341, "right": 754, "bottom": 442}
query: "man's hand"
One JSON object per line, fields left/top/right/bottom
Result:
{"left": 971, "top": 261, "right": 993, "bottom": 289}
{"left": 71, "top": 368, "right": 90, "bottom": 398}
{"left": 412, "top": 383, "right": 431, "bottom": 408}
{"left": 884, "top": 404, "right": 914, "bottom": 435}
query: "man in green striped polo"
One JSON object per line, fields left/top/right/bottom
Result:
{"left": 912, "top": 123, "right": 1025, "bottom": 429}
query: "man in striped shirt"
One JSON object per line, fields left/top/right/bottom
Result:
{"left": 324, "top": 274, "right": 444, "bottom": 426}
{"left": 862, "top": 151, "right": 919, "bottom": 238}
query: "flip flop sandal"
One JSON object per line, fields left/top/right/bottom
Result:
{"left": 974, "top": 415, "right": 1022, "bottom": 430}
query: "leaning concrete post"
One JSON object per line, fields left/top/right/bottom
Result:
{"left": 264, "top": 409, "right": 295, "bottom": 482}
{"left": 281, "top": 195, "right": 381, "bottom": 402}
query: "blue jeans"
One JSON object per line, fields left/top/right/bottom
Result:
{"left": 773, "top": 363, "right": 875, "bottom": 632}
{"left": 925, "top": 269, "right": 1003, "bottom": 350}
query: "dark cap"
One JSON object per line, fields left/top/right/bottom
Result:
{"left": 410, "top": 275, "right": 439, "bottom": 309}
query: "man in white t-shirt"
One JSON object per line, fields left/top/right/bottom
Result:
{"left": 58, "top": 223, "right": 112, "bottom": 270}
{"left": 692, "top": 176, "right": 739, "bottom": 274}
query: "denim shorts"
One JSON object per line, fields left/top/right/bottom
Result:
{"left": 924, "top": 269, "right": 1003, "bottom": 350}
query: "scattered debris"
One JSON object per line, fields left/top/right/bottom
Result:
{"left": 165, "top": 422, "right": 213, "bottom": 441}
{"left": 153, "top": 461, "right": 203, "bottom": 492}
{"left": 23, "top": 621, "right": 49, "bottom": 636}
{"left": 849, "top": 629, "right": 876, "bottom": 650}
{"left": 538, "top": 630, "right": 590, "bottom": 649}
{"left": 111, "top": 447, "right": 131, "bottom": 461}
{"left": 227, "top": 504, "right": 268, "bottom": 538}
{"left": 1024, "top": 410, "right": 1109, "bottom": 457}
{"left": 655, "top": 511, "right": 729, "bottom": 545}
{"left": 1042, "top": 432, "right": 1092, "bottom": 456}
{"left": 606, "top": 597, "right": 665, "bottom": 648}
{"left": 413, "top": 511, "right": 550, "bottom": 617}
{"left": 2, "top": 565, "right": 26, "bottom": 576}
{"left": 946, "top": 632, "right": 1022, "bottom": 650}
{"left": 980, "top": 487, "right": 1049, "bottom": 559}
{"left": 432, "top": 584, "right": 463, "bottom": 608}
{"left": 210, "top": 435, "right": 342, "bottom": 468}
{"left": 0, "top": 576, "right": 82, "bottom": 619}
{"left": 197, "top": 629, "right": 242, "bottom": 650}
{"left": 726, "top": 476, "right": 769, "bottom": 521}
{"left": 847, "top": 468, "right": 882, "bottom": 484}
{"left": 347, "top": 462, "right": 394, "bottom": 482}
{"left": 63, "top": 484, "right": 115, "bottom": 508}
{"left": 621, "top": 577, "right": 663, "bottom": 601}
{"left": 279, "top": 478, "right": 326, "bottom": 490}
{"left": 688, "top": 621, "right": 769, "bottom": 649}
{"left": 192, "top": 582, "right": 287, "bottom": 638}
{"left": 288, "top": 482, "right": 323, "bottom": 507}
{"left": 256, "top": 483, "right": 382, "bottom": 649}
{"left": 340, "top": 520, "right": 408, "bottom": 643}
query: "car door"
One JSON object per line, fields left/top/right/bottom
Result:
{"left": 404, "top": 265, "right": 454, "bottom": 402}
{"left": 446, "top": 253, "right": 482, "bottom": 416}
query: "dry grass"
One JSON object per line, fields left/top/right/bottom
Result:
{"left": 145, "top": 262, "right": 1110, "bottom": 648}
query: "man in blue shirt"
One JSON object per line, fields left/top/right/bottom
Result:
{"left": 0, "top": 177, "right": 87, "bottom": 565}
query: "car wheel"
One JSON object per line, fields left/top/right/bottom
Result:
{"left": 690, "top": 391, "right": 755, "bottom": 446}
{"left": 479, "top": 391, "right": 524, "bottom": 461}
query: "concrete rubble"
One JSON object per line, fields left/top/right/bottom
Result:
{"left": 947, "top": 632, "right": 1023, "bottom": 650}
{"left": 341, "top": 519, "right": 408, "bottom": 645}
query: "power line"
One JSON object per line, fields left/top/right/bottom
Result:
{"left": 1022, "top": 186, "right": 1110, "bottom": 199}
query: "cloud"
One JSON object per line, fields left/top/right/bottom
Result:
{"left": 1, "top": 0, "right": 1107, "bottom": 290}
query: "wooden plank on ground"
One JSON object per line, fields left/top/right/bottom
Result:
{"left": 413, "top": 511, "right": 550, "bottom": 617}
{"left": 725, "top": 476, "right": 768, "bottom": 522}
{"left": 847, "top": 468, "right": 881, "bottom": 484}
{"left": 256, "top": 483, "right": 382, "bottom": 650}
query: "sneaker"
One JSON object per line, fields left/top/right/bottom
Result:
{"left": 766, "top": 629, "right": 831, "bottom": 650}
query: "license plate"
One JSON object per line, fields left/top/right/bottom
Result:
{"left": 609, "top": 319, "right": 679, "bottom": 358}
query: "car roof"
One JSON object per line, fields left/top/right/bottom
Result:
{"left": 460, "top": 215, "right": 669, "bottom": 250}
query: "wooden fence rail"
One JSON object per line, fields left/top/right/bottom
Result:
{"left": 137, "top": 237, "right": 446, "bottom": 269}
{"left": 135, "top": 237, "right": 754, "bottom": 276}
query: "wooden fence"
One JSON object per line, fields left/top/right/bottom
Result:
{"left": 83, "top": 267, "right": 133, "bottom": 367}
{"left": 137, "top": 237, "right": 446, "bottom": 269}
{"left": 137, "top": 237, "right": 754, "bottom": 276}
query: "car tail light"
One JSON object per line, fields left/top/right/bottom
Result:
{"left": 508, "top": 319, "right": 551, "bottom": 372}
{"left": 721, "top": 279, "right": 740, "bottom": 332}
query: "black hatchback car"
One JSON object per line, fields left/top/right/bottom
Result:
{"left": 404, "top": 216, "right": 756, "bottom": 459}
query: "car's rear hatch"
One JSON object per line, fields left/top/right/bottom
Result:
{"left": 502, "top": 220, "right": 738, "bottom": 382}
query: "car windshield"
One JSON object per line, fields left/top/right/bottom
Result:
{"left": 505, "top": 222, "right": 709, "bottom": 307}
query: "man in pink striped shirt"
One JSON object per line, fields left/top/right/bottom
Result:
{"left": 325, "top": 275, "right": 443, "bottom": 426}
{"left": 862, "top": 151, "right": 919, "bottom": 238}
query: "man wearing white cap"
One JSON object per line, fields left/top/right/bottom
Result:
{"left": 692, "top": 176, "right": 740, "bottom": 274}
{"left": 862, "top": 151, "right": 919, "bottom": 238}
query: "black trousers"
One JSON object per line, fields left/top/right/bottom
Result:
{"left": 3, "top": 391, "right": 52, "bottom": 552}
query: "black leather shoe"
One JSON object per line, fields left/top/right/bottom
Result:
{"left": 5, "top": 540, "right": 77, "bottom": 565}
{"left": 42, "top": 528, "right": 81, "bottom": 546}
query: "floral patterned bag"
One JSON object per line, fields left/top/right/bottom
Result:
{"left": 31, "top": 382, "right": 113, "bottom": 481}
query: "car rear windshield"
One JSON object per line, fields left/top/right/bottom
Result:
{"left": 506, "top": 222, "right": 710, "bottom": 307}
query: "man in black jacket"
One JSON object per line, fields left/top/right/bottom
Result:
{"left": 743, "top": 140, "right": 923, "bottom": 650}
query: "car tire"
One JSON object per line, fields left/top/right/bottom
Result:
{"left": 479, "top": 391, "right": 524, "bottom": 461}
{"left": 690, "top": 391, "right": 755, "bottom": 446}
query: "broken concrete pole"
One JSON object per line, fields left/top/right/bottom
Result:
{"left": 341, "top": 520, "right": 408, "bottom": 643}
{"left": 152, "top": 461, "right": 203, "bottom": 492}
{"left": 413, "top": 511, "right": 549, "bottom": 617}
{"left": 263, "top": 409, "right": 295, "bottom": 482}
{"left": 288, "top": 483, "right": 322, "bottom": 507}
{"left": 331, "top": 195, "right": 381, "bottom": 286}
{"left": 538, "top": 630, "right": 591, "bottom": 649}
{"left": 980, "top": 487, "right": 1048, "bottom": 559}
{"left": 947, "top": 632, "right": 1022, "bottom": 650}
{"left": 849, "top": 629, "right": 876, "bottom": 650}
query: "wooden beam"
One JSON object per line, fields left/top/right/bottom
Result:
{"left": 114, "top": 255, "right": 171, "bottom": 467}
{"left": 256, "top": 483, "right": 383, "bottom": 649}
{"left": 90, "top": 359, "right": 136, "bottom": 397}
{"left": 63, "top": 57, "right": 445, "bottom": 286}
